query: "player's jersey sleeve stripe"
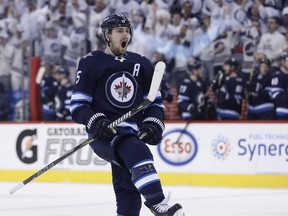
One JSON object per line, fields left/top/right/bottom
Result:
{"left": 70, "top": 103, "right": 86, "bottom": 114}
{"left": 276, "top": 107, "right": 288, "bottom": 115}
{"left": 181, "top": 112, "right": 192, "bottom": 119}
{"left": 71, "top": 92, "right": 93, "bottom": 102}
{"left": 147, "top": 103, "right": 165, "bottom": 109}
{"left": 178, "top": 95, "right": 190, "bottom": 103}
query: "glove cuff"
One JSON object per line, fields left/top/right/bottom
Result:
{"left": 86, "top": 113, "right": 106, "bottom": 132}
{"left": 143, "top": 117, "right": 165, "bottom": 132}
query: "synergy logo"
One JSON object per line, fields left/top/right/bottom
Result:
{"left": 158, "top": 129, "right": 198, "bottom": 166}
{"left": 16, "top": 129, "right": 38, "bottom": 164}
{"left": 211, "top": 135, "right": 232, "bottom": 160}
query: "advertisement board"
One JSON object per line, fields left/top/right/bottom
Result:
{"left": 0, "top": 122, "right": 288, "bottom": 187}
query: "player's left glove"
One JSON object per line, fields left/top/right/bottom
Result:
{"left": 138, "top": 117, "right": 165, "bottom": 145}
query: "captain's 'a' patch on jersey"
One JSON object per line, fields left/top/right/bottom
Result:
{"left": 106, "top": 71, "right": 138, "bottom": 108}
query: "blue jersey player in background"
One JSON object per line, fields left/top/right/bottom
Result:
{"left": 70, "top": 14, "right": 184, "bottom": 216}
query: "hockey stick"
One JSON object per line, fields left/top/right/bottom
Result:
{"left": 9, "top": 61, "right": 166, "bottom": 195}
{"left": 174, "top": 119, "right": 191, "bottom": 144}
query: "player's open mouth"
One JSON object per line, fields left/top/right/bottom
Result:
{"left": 121, "top": 41, "right": 127, "bottom": 48}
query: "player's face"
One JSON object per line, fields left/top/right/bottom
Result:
{"left": 195, "top": 68, "right": 203, "bottom": 78}
{"left": 109, "top": 27, "right": 131, "bottom": 56}
{"left": 223, "top": 64, "right": 231, "bottom": 75}
{"left": 259, "top": 64, "right": 269, "bottom": 75}
{"left": 282, "top": 59, "right": 288, "bottom": 70}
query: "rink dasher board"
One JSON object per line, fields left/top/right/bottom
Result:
{"left": 0, "top": 122, "right": 288, "bottom": 188}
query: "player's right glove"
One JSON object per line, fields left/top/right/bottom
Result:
{"left": 138, "top": 117, "right": 165, "bottom": 145}
{"left": 86, "top": 113, "right": 117, "bottom": 142}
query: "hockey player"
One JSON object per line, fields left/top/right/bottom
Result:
{"left": 247, "top": 58, "right": 275, "bottom": 120}
{"left": 269, "top": 51, "right": 288, "bottom": 120}
{"left": 216, "top": 58, "right": 245, "bottom": 120}
{"left": 54, "top": 66, "right": 73, "bottom": 121}
{"left": 40, "top": 64, "right": 59, "bottom": 121}
{"left": 178, "top": 60, "right": 206, "bottom": 120}
{"left": 70, "top": 14, "right": 184, "bottom": 216}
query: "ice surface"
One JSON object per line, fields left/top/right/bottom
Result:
{"left": 1, "top": 182, "right": 288, "bottom": 216}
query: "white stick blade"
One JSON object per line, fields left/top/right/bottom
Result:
{"left": 35, "top": 66, "right": 46, "bottom": 84}
{"left": 147, "top": 61, "right": 166, "bottom": 102}
{"left": 9, "top": 182, "right": 24, "bottom": 195}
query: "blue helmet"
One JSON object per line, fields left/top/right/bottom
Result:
{"left": 101, "top": 14, "right": 132, "bottom": 43}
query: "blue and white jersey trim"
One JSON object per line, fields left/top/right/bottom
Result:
{"left": 177, "top": 95, "right": 190, "bottom": 103}
{"left": 69, "top": 103, "right": 86, "bottom": 114}
{"left": 181, "top": 112, "right": 191, "bottom": 120}
{"left": 217, "top": 108, "right": 240, "bottom": 119}
{"left": 269, "top": 87, "right": 284, "bottom": 99}
{"left": 276, "top": 107, "right": 288, "bottom": 116}
{"left": 71, "top": 92, "right": 93, "bottom": 102}
{"left": 248, "top": 103, "right": 274, "bottom": 113}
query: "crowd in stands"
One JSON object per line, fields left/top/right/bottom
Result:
{"left": 0, "top": 0, "right": 288, "bottom": 121}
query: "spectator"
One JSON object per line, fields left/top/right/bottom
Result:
{"left": 191, "top": 14, "right": 216, "bottom": 82}
{"left": 111, "top": 0, "right": 139, "bottom": 17}
{"left": 181, "top": 1, "right": 200, "bottom": 29}
{"left": 213, "top": 29, "right": 233, "bottom": 79}
{"left": 269, "top": 51, "right": 288, "bottom": 120}
{"left": 256, "top": 16, "right": 286, "bottom": 71}
{"left": 247, "top": 57, "right": 275, "bottom": 120}
{"left": 0, "top": 30, "right": 14, "bottom": 92}
{"left": 166, "top": 11, "right": 183, "bottom": 40}
{"left": 41, "top": 22, "right": 62, "bottom": 66}
{"left": 178, "top": 59, "right": 206, "bottom": 120}
{"left": 7, "top": 21, "right": 28, "bottom": 91}
{"left": 240, "top": 20, "right": 261, "bottom": 82}
{"left": 62, "top": 12, "right": 87, "bottom": 82}
{"left": 50, "top": 0, "right": 73, "bottom": 37}
{"left": 215, "top": 58, "right": 245, "bottom": 120}
{"left": 88, "top": 0, "right": 110, "bottom": 51}
{"left": 280, "top": 7, "right": 288, "bottom": 35}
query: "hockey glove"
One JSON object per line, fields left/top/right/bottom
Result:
{"left": 138, "top": 117, "right": 165, "bottom": 146}
{"left": 86, "top": 113, "right": 117, "bottom": 142}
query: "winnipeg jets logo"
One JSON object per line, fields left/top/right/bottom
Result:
{"left": 106, "top": 71, "right": 138, "bottom": 108}
{"left": 114, "top": 74, "right": 131, "bottom": 100}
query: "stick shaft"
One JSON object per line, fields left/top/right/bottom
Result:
{"left": 175, "top": 120, "right": 191, "bottom": 144}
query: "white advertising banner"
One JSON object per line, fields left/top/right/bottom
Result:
{"left": 153, "top": 122, "right": 288, "bottom": 174}
{"left": 0, "top": 124, "right": 109, "bottom": 171}
{"left": 0, "top": 122, "right": 288, "bottom": 175}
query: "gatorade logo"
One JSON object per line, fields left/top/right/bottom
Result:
{"left": 16, "top": 129, "right": 38, "bottom": 164}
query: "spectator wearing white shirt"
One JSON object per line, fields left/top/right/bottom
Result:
{"left": 89, "top": 0, "right": 110, "bottom": 51}
{"left": 111, "top": 0, "right": 139, "bottom": 17}
{"left": 166, "top": 11, "right": 183, "bottom": 40}
{"left": 191, "top": 14, "right": 217, "bottom": 82}
{"left": 181, "top": 1, "right": 199, "bottom": 29}
{"left": 0, "top": 30, "right": 15, "bottom": 91}
{"left": 256, "top": 16, "right": 286, "bottom": 71}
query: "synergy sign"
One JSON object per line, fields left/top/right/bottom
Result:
{"left": 158, "top": 128, "right": 198, "bottom": 166}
